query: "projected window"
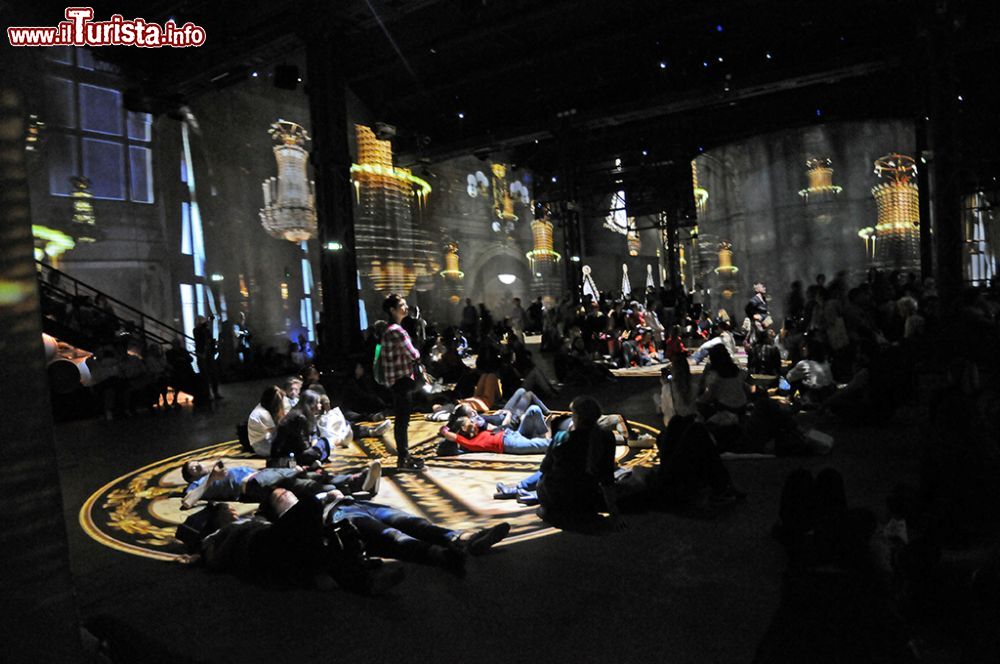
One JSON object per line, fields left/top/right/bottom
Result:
{"left": 44, "top": 55, "right": 155, "bottom": 203}
{"left": 82, "top": 138, "right": 125, "bottom": 199}
{"left": 79, "top": 84, "right": 123, "bottom": 136}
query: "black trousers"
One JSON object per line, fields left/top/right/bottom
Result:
{"left": 390, "top": 376, "right": 415, "bottom": 459}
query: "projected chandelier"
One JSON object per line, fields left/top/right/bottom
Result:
{"left": 798, "top": 157, "right": 843, "bottom": 199}
{"left": 352, "top": 124, "right": 437, "bottom": 295}
{"left": 859, "top": 153, "right": 920, "bottom": 267}
{"left": 466, "top": 163, "right": 530, "bottom": 234}
{"left": 259, "top": 120, "right": 317, "bottom": 243}
{"left": 526, "top": 207, "right": 561, "bottom": 267}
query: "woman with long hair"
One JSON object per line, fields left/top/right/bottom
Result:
{"left": 247, "top": 385, "right": 286, "bottom": 457}
{"left": 271, "top": 389, "right": 330, "bottom": 466}
{"left": 381, "top": 293, "right": 425, "bottom": 471}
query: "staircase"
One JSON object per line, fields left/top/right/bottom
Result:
{"left": 36, "top": 260, "right": 207, "bottom": 419}
{"left": 37, "top": 260, "right": 192, "bottom": 353}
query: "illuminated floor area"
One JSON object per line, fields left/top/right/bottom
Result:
{"left": 79, "top": 418, "right": 659, "bottom": 562}
{"left": 55, "top": 376, "right": 936, "bottom": 663}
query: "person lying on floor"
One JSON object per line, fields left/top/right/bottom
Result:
{"left": 325, "top": 490, "right": 511, "bottom": 576}
{"left": 438, "top": 408, "right": 553, "bottom": 455}
{"left": 179, "top": 458, "right": 381, "bottom": 510}
{"left": 427, "top": 387, "right": 551, "bottom": 425}
{"left": 175, "top": 491, "right": 404, "bottom": 595}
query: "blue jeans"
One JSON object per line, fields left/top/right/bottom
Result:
{"left": 516, "top": 404, "right": 549, "bottom": 438}
{"left": 516, "top": 470, "right": 542, "bottom": 491}
{"left": 502, "top": 428, "right": 551, "bottom": 454}
{"left": 503, "top": 388, "right": 550, "bottom": 419}
{"left": 332, "top": 501, "right": 459, "bottom": 563}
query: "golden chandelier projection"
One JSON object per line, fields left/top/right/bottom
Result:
{"left": 860, "top": 153, "right": 920, "bottom": 267}
{"left": 259, "top": 120, "right": 317, "bottom": 243}
{"left": 440, "top": 240, "right": 465, "bottom": 281}
{"left": 526, "top": 211, "right": 561, "bottom": 267}
{"left": 713, "top": 241, "right": 739, "bottom": 299}
{"left": 352, "top": 124, "right": 437, "bottom": 295}
{"left": 466, "top": 163, "right": 529, "bottom": 234}
{"left": 692, "top": 160, "right": 709, "bottom": 216}
{"left": 798, "top": 157, "right": 843, "bottom": 199}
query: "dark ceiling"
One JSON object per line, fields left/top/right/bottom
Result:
{"left": 6, "top": 0, "right": 1000, "bottom": 210}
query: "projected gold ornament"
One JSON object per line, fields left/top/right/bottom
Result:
{"left": 352, "top": 124, "right": 437, "bottom": 295}
{"left": 259, "top": 120, "right": 317, "bottom": 243}
{"left": 467, "top": 163, "right": 528, "bottom": 234}
{"left": 798, "top": 157, "right": 843, "bottom": 199}
{"left": 626, "top": 227, "right": 641, "bottom": 256}
{"left": 70, "top": 175, "right": 98, "bottom": 243}
{"left": 692, "top": 160, "right": 709, "bottom": 215}
{"left": 714, "top": 241, "right": 739, "bottom": 299}
{"left": 714, "top": 242, "right": 739, "bottom": 275}
{"left": 526, "top": 217, "right": 561, "bottom": 265}
{"left": 869, "top": 153, "right": 920, "bottom": 268}
{"left": 440, "top": 241, "right": 465, "bottom": 280}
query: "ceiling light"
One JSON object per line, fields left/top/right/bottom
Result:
{"left": 498, "top": 273, "right": 517, "bottom": 285}
{"left": 457, "top": 111, "right": 465, "bottom": 119}
{"left": 324, "top": 241, "right": 343, "bottom": 251}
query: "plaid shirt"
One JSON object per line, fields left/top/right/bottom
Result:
{"left": 382, "top": 323, "right": 420, "bottom": 386}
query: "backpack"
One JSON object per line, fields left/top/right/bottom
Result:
{"left": 372, "top": 343, "right": 386, "bottom": 386}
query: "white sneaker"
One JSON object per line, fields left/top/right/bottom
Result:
{"left": 361, "top": 460, "right": 382, "bottom": 496}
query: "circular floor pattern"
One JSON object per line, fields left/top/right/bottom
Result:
{"left": 80, "top": 416, "right": 661, "bottom": 561}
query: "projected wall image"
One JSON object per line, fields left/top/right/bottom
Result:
{"left": 689, "top": 120, "right": 917, "bottom": 320}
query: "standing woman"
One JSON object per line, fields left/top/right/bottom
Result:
{"left": 382, "top": 294, "right": 425, "bottom": 471}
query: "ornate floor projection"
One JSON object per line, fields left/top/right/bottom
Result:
{"left": 80, "top": 417, "right": 661, "bottom": 561}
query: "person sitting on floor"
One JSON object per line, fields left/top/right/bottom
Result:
{"left": 536, "top": 396, "right": 625, "bottom": 530}
{"left": 247, "top": 385, "right": 285, "bottom": 457}
{"left": 179, "top": 458, "right": 381, "bottom": 509}
{"left": 748, "top": 328, "right": 782, "bottom": 376}
{"left": 271, "top": 390, "right": 332, "bottom": 466}
{"left": 785, "top": 337, "right": 835, "bottom": 406}
{"left": 698, "top": 344, "right": 751, "bottom": 423}
{"left": 691, "top": 320, "right": 738, "bottom": 364}
{"left": 282, "top": 376, "right": 303, "bottom": 412}
{"left": 647, "top": 415, "right": 745, "bottom": 509}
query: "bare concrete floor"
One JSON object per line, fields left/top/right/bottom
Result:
{"left": 55, "top": 375, "right": 931, "bottom": 664}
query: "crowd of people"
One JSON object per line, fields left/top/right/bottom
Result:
{"left": 46, "top": 258, "right": 998, "bottom": 654}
